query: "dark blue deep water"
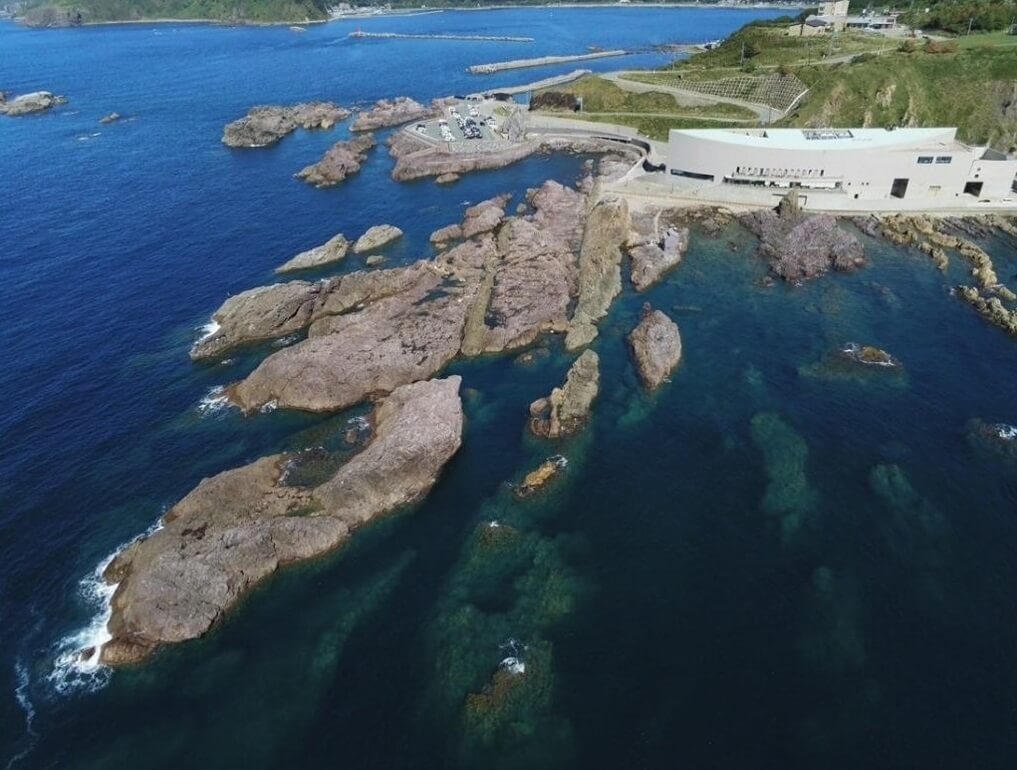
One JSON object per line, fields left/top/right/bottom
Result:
{"left": 5, "top": 7, "right": 1017, "bottom": 769}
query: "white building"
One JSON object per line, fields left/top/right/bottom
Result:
{"left": 664, "top": 127, "right": 1017, "bottom": 212}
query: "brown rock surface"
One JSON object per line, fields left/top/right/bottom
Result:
{"left": 628, "top": 304, "right": 682, "bottom": 390}
{"left": 351, "top": 97, "right": 433, "bottom": 131}
{"left": 529, "top": 350, "right": 600, "bottom": 438}
{"left": 222, "top": 102, "right": 350, "bottom": 148}
{"left": 99, "top": 376, "right": 463, "bottom": 665}
{"left": 276, "top": 232, "right": 350, "bottom": 273}
{"left": 296, "top": 134, "right": 376, "bottom": 188}
{"left": 0, "top": 91, "right": 66, "bottom": 116}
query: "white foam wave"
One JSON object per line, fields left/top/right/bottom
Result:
{"left": 197, "top": 385, "right": 232, "bottom": 417}
{"left": 196, "top": 318, "right": 220, "bottom": 343}
{"left": 995, "top": 423, "right": 1017, "bottom": 441}
{"left": 260, "top": 399, "right": 278, "bottom": 414}
{"left": 5, "top": 661, "right": 39, "bottom": 770}
{"left": 271, "top": 334, "right": 299, "bottom": 348}
{"left": 499, "top": 656, "right": 526, "bottom": 676}
{"left": 46, "top": 552, "right": 118, "bottom": 696}
{"left": 47, "top": 520, "right": 164, "bottom": 696}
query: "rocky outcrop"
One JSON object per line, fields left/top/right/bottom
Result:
{"left": 566, "top": 197, "right": 630, "bottom": 350}
{"left": 99, "top": 112, "right": 122, "bottom": 125}
{"left": 296, "top": 134, "right": 376, "bottom": 188}
{"left": 276, "top": 232, "right": 349, "bottom": 273}
{"left": 628, "top": 226, "right": 689, "bottom": 292}
{"left": 461, "top": 185, "right": 585, "bottom": 355}
{"left": 740, "top": 193, "right": 864, "bottom": 281}
{"left": 529, "top": 350, "right": 599, "bottom": 438}
{"left": 515, "top": 455, "right": 568, "bottom": 498}
{"left": 229, "top": 240, "right": 492, "bottom": 412}
{"left": 351, "top": 97, "right": 433, "bottom": 131}
{"left": 958, "top": 285, "right": 1017, "bottom": 336}
{"left": 436, "top": 173, "right": 460, "bottom": 185}
{"left": 839, "top": 343, "right": 899, "bottom": 368}
{"left": 98, "top": 376, "right": 464, "bottom": 666}
{"left": 628, "top": 304, "right": 682, "bottom": 390}
{"left": 222, "top": 102, "right": 349, "bottom": 148}
{"left": 190, "top": 280, "right": 329, "bottom": 361}
{"left": 0, "top": 91, "right": 66, "bottom": 116}
{"left": 388, "top": 129, "right": 539, "bottom": 182}
{"left": 353, "top": 224, "right": 403, "bottom": 254}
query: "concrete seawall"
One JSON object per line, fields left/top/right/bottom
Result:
{"left": 468, "top": 50, "right": 628, "bottom": 74}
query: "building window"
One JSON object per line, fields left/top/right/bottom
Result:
{"left": 917, "top": 156, "right": 934, "bottom": 164}
{"left": 935, "top": 156, "right": 952, "bottom": 164}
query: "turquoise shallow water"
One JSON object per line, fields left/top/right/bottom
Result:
{"left": 5, "top": 7, "right": 1017, "bottom": 769}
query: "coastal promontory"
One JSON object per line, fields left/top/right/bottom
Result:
{"left": 222, "top": 102, "right": 350, "bottom": 148}
{"left": 99, "top": 376, "right": 464, "bottom": 666}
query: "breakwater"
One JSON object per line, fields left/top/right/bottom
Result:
{"left": 349, "top": 31, "right": 534, "bottom": 42}
{"left": 468, "top": 49, "right": 628, "bottom": 74}
{"left": 468, "top": 69, "right": 592, "bottom": 97}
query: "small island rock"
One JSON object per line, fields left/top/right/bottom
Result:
{"left": 628, "top": 304, "right": 682, "bottom": 390}
{"left": 222, "top": 102, "right": 350, "bottom": 148}
{"left": 296, "top": 134, "right": 375, "bottom": 188}
{"left": 353, "top": 224, "right": 403, "bottom": 254}
{"left": 0, "top": 91, "right": 66, "bottom": 116}
{"left": 351, "top": 97, "right": 433, "bottom": 132}
{"left": 276, "top": 232, "right": 349, "bottom": 273}
{"left": 529, "top": 349, "right": 600, "bottom": 438}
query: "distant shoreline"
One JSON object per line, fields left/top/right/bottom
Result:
{"left": 10, "top": 3, "right": 799, "bottom": 29}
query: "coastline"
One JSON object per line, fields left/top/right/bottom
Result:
{"left": 11, "top": 3, "right": 799, "bottom": 29}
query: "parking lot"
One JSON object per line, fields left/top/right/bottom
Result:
{"left": 412, "top": 100, "right": 501, "bottom": 145}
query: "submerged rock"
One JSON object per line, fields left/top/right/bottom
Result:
{"left": 99, "top": 112, "right": 122, "bottom": 124}
{"left": 296, "top": 134, "right": 376, "bottom": 188}
{"left": 0, "top": 90, "right": 66, "bottom": 116}
{"left": 222, "top": 102, "right": 349, "bottom": 148}
{"left": 741, "top": 193, "right": 864, "bottom": 281}
{"left": 529, "top": 350, "right": 599, "bottom": 438}
{"left": 351, "top": 96, "right": 433, "bottom": 132}
{"left": 276, "top": 232, "right": 350, "bottom": 273}
{"left": 353, "top": 224, "right": 403, "bottom": 254}
{"left": 839, "top": 343, "right": 899, "bottom": 368}
{"left": 966, "top": 418, "right": 1017, "bottom": 460}
{"left": 98, "top": 376, "right": 463, "bottom": 665}
{"left": 436, "top": 172, "right": 460, "bottom": 185}
{"left": 515, "top": 455, "right": 568, "bottom": 498}
{"left": 628, "top": 304, "right": 682, "bottom": 390}
{"left": 750, "top": 412, "right": 817, "bottom": 543}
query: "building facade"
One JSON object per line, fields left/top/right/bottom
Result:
{"left": 665, "top": 127, "right": 1017, "bottom": 210}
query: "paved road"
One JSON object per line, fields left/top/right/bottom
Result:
{"left": 601, "top": 71, "right": 781, "bottom": 123}
{"left": 579, "top": 110, "right": 756, "bottom": 123}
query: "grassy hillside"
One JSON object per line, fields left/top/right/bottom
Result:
{"left": 782, "top": 44, "right": 1017, "bottom": 151}
{"left": 21, "top": 0, "right": 331, "bottom": 24}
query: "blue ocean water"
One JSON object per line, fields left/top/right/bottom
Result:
{"left": 5, "top": 6, "right": 1017, "bottom": 769}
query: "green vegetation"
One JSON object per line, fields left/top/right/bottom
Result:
{"left": 781, "top": 43, "right": 1017, "bottom": 151}
{"left": 901, "top": 0, "right": 1017, "bottom": 35}
{"left": 21, "top": 0, "right": 330, "bottom": 24}
{"left": 531, "top": 75, "right": 756, "bottom": 141}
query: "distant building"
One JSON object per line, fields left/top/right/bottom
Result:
{"left": 819, "top": 0, "right": 849, "bottom": 17}
{"left": 664, "top": 127, "right": 1017, "bottom": 211}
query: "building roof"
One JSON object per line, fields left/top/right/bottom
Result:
{"left": 671, "top": 127, "right": 961, "bottom": 152}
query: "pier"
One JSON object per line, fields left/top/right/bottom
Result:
{"left": 349, "top": 31, "right": 534, "bottom": 43}
{"left": 468, "top": 50, "right": 629, "bottom": 75}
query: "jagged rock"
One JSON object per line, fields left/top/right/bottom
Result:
{"left": 353, "top": 224, "right": 403, "bottom": 254}
{"left": 628, "top": 304, "right": 682, "bottom": 390}
{"left": 296, "top": 134, "right": 375, "bottom": 188}
{"left": 229, "top": 240, "right": 493, "bottom": 412}
{"left": 0, "top": 91, "right": 66, "bottom": 116}
{"left": 222, "top": 102, "right": 349, "bottom": 148}
{"left": 388, "top": 129, "right": 539, "bottom": 182}
{"left": 839, "top": 343, "right": 899, "bottom": 368}
{"left": 190, "top": 280, "right": 329, "bottom": 361}
{"left": 99, "top": 112, "right": 121, "bottom": 124}
{"left": 436, "top": 173, "right": 460, "bottom": 185}
{"left": 566, "top": 197, "right": 630, "bottom": 350}
{"left": 741, "top": 193, "right": 864, "bottom": 281}
{"left": 430, "top": 223, "right": 463, "bottom": 244}
{"left": 515, "top": 455, "right": 568, "bottom": 498}
{"left": 529, "top": 350, "right": 599, "bottom": 438}
{"left": 629, "top": 226, "right": 688, "bottom": 291}
{"left": 351, "top": 96, "right": 433, "bottom": 131}
{"left": 276, "top": 232, "right": 349, "bottom": 273}
{"left": 99, "top": 376, "right": 463, "bottom": 665}
{"left": 428, "top": 194, "right": 511, "bottom": 246}
{"left": 461, "top": 183, "right": 585, "bottom": 355}
{"left": 366, "top": 255, "right": 386, "bottom": 267}
{"left": 958, "top": 285, "right": 1017, "bottom": 336}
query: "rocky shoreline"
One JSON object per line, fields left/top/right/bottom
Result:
{"left": 0, "top": 90, "right": 67, "bottom": 116}
{"left": 222, "top": 102, "right": 350, "bottom": 148}
{"left": 296, "top": 134, "right": 376, "bottom": 187}
{"left": 98, "top": 376, "right": 464, "bottom": 665}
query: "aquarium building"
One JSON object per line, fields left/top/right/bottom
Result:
{"left": 664, "top": 127, "right": 1017, "bottom": 211}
